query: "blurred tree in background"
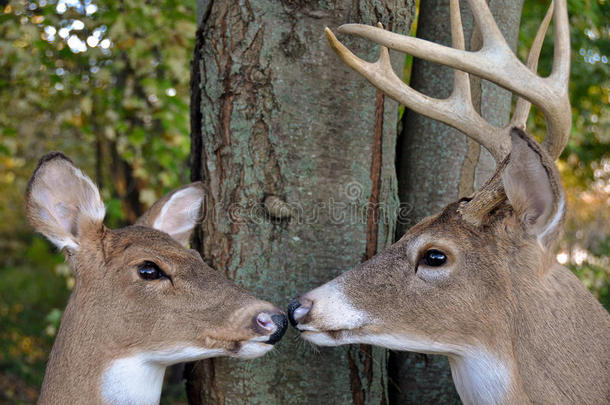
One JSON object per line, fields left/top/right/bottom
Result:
{"left": 0, "top": 0, "right": 195, "bottom": 402}
{"left": 0, "top": 0, "right": 607, "bottom": 403}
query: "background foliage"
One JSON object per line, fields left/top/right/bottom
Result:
{"left": 0, "top": 0, "right": 607, "bottom": 403}
{"left": 0, "top": 0, "right": 195, "bottom": 402}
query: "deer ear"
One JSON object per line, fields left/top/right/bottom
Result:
{"left": 136, "top": 183, "right": 204, "bottom": 247}
{"left": 25, "top": 153, "right": 106, "bottom": 251}
{"left": 502, "top": 128, "right": 564, "bottom": 245}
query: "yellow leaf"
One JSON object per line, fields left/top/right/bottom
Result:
{"left": 80, "top": 97, "right": 92, "bottom": 115}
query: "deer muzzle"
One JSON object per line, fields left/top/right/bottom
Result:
{"left": 287, "top": 280, "right": 373, "bottom": 338}
{"left": 287, "top": 298, "right": 312, "bottom": 326}
{"left": 256, "top": 311, "right": 288, "bottom": 344}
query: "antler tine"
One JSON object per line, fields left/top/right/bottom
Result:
{"left": 374, "top": 22, "right": 392, "bottom": 68}
{"left": 447, "top": 1, "right": 511, "bottom": 158}
{"left": 544, "top": 0, "right": 571, "bottom": 159}
{"left": 336, "top": 0, "right": 572, "bottom": 160}
{"left": 512, "top": 1, "right": 555, "bottom": 130}
{"left": 325, "top": 22, "right": 510, "bottom": 161}
{"left": 550, "top": 0, "right": 570, "bottom": 85}
{"left": 449, "top": 0, "right": 471, "bottom": 101}
{"left": 467, "top": 0, "right": 511, "bottom": 50}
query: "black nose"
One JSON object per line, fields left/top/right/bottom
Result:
{"left": 265, "top": 314, "right": 288, "bottom": 345}
{"left": 287, "top": 299, "right": 301, "bottom": 327}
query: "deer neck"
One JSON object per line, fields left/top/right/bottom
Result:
{"left": 39, "top": 294, "right": 116, "bottom": 404}
{"left": 451, "top": 260, "right": 610, "bottom": 405}
{"left": 100, "top": 347, "right": 225, "bottom": 404}
{"left": 447, "top": 349, "right": 526, "bottom": 405}
{"left": 504, "top": 263, "right": 610, "bottom": 403}
{"left": 39, "top": 291, "right": 226, "bottom": 405}
{"left": 41, "top": 324, "right": 169, "bottom": 405}
{"left": 39, "top": 292, "right": 172, "bottom": 405}
{"left": 99, "top": 355, "right": 166, "bottom": 405}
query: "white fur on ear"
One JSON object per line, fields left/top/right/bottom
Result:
{"left": 26, "top": 153, "right": 106, "bottom": 251}
{"left": 67, "top": 164, "right": 106, "bottom": 223}
{"left": 537, "top": 195, "right": 565, "bottom": 246}
{"left": 151, "top": 185, "right": 204, "bottom": 246}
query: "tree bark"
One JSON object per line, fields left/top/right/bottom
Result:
{"left": 189, "top": 0, "right": 413, "bottom": 404}
{"left": 390, "top": 0, "right": 524, "bottom": 403}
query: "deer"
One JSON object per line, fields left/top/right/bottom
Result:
{"left": 287, "top": 1, "right": 610, "bottom": 404}
{"left": 25, "top": 152, "right": 288, "bottom": 405}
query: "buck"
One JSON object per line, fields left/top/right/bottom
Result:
{"left": 26, "top": 153, "right": 288, "bottom": 404}
{"left": 288, "top": 1, "right": 610, "bottom": 403}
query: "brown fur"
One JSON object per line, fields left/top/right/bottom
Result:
{"left": 295, "top": 130, "right": 610, "bottom": 404}
{"left": 26, "top": 153, "right": 283, "bottom": 404}
{"left": 331, "top": 202, "right": 609, "bottom": 403}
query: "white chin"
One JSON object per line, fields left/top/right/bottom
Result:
{"left": 234, "top": 341, "right": 274, "bottom": 359}
{"left": 300, "top": 331, "right": 346, "bottom": 347}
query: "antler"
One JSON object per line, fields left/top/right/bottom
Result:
{"left": 325, "top": 0, "right": 570, "bottom": 161}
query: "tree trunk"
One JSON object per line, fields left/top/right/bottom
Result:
{"left": 390, "top": 0, "right": 524, "bottom": 403}
{"left": 188, "top": 0, "right": 414, "bottom": 404}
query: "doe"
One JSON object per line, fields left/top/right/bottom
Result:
{"left": 26, "top": 153, "right": 287, "bottom": 405}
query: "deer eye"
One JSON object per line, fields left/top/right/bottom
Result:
{"left": 422, "top": 249, "right": 447, "bottom": 267}
{"left": 138, "top": 261, "right": 167, "bottom": 281}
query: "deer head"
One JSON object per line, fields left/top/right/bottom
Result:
{"left": 26, "top": 153, "right": 287, "bottom": 404}
{"left": 288, "top": 1, "right": 610, "bottom": 404}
